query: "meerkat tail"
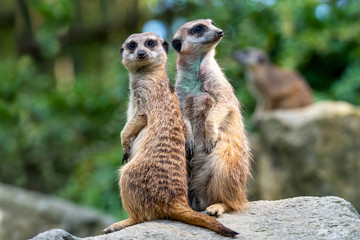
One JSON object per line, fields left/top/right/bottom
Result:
{"left": 170, "top": 204, "right": 238, "bottom": 237}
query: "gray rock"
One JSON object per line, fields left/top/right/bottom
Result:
{"left": 0, "top": 183, "right": 116, "bottom": 240}
{"left": 31, "top": 196, "right": 360, "bottom": 240}
{"left": 253, "top": 101, "right": 360, "bottom": 210}
{"left": 29, "top": 229, "right": 80, "bottom": 240}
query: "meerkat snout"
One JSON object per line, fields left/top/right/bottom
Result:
{"left": 137, "top": 50, "right": 146, "bottom": 60}
{"left": 216, "top": 30, "right": 224, "bottom": 38}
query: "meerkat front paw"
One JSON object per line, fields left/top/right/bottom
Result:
{"left": 206, "top": 204, "right": 227, "bottom": 217}
{"left": 204, "top": 132, "right": 217, "bottom": 153}
{"left": 102, "top": 223, "right": 123, "bottom": 234}
{"left": 121, "top": 137, "right": 134, "bottom": 164}
{"left": 121, "top": 147, "right": 131, "bottom": 164}
{"left": 204, "top": 123, "right": 218, "bottom": 153}
{"left": 205, "top": 140, "right": 216, "bottom": 153}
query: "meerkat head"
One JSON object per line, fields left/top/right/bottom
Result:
{"left": 172, "top": 19, "right": 224, "bottom": 55}
{"left": 234, "top": 48, "right": 270, "bottom": 67}
{"left": 120, "top": 32, "right": 169, "bottom": 72}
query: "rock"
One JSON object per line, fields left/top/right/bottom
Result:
{"left": 252, "top": 101, "right": 360, "bottom": 210}
{"left": 29, "top": 229, "right": 80, "bottom": 240}
{"left": 0, "top": 183, "right": 116, "bottom": 240}
{"left": 31, "top": 196, "right": 360, "bottom": 240}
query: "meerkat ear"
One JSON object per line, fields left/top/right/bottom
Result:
{"left": 120, "top": 47, "right": 124, "bottom": 58}
{"left": 172, "top": 38, "right": 182, "bottom": 53}
{"left": 162, "top": 39, "right": 169, "bottom": 55}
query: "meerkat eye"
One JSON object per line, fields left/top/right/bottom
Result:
{"left": 128, "top": 41, "right": 137, "bottom": 50}
{"left": 190, "top": 25, "right": 206, "bottom": 35}
{"left": 211, "top": 21, "right": 215, "bottom": 26}
{"left": 146, "top": 40, "right": 156, "bottom": 48}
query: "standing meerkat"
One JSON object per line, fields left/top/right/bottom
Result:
{"left": 234, "top": 48, "right": 313, "bottom": 124}
{"left": 172, "top": 19, "right": 251, "bottom": 217}
{"left": 102, "top": 32, "right": 238, "bottom": 237}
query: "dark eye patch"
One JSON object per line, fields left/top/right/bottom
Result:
{"left": 128, "top": 41, "right": 137, "bottom": 50}
{"left": 190, "top": 25, "right": 206, "bottom": 35}
{"left": 211, "top": 21, "right": 215, "bottom": 26}
{"left": 146, "top": 39, "right": 156, "bottom": 48}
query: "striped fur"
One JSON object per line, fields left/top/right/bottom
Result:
{"left": 103, "top": 32, "right": 237, "bottom": 237}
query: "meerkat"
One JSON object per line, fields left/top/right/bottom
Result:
{"left": 234, "top": 47, "right": 313, "bottom": 124}
{"left": 102, "top": 32, "right": 238, "bottom": 237}
{"left": 172, "top": 19, "right": 251, "bottom": 217}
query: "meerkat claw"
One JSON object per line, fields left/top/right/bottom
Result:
{"left": 121, "top": 149, "right": 130, "bottom": 164}
{"left": 205, "top": 141, "right": 215, "bottom": 153}
{"left": 102, "top": 225, "right": 121, "bottom": 234}
{"left": 102, "top": 227, "right": 113, "bottom": 234}
{"left": 190, "top": 140, "right": 195, "bottom": 156}
{"left": 186, "top": 140, "right": 195, "bottom": 160}
{"left": 206, "top": 208, "right": 219, "bottom": 217}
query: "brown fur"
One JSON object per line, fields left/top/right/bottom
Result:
{"left": 234, "top": 47, "right": 313, "bottom": 124}
{"left": 172, "top": 19, "right": 251, "bottom": 217}
{"left": 102, "top": 32, "right": 238, "bottom": 237}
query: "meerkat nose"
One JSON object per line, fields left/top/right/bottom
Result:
{"left": 217, "top": 30, "right": 224, "bottom": 38}
{"left": 137, "top": 50, "right": 146, "bottom": 59}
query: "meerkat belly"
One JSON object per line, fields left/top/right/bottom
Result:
{"left": 120, "top": 158, "right": 186, "bottom": 216}
{"left": 188, "top": 120, "right": 217, "bottom": 211}
{"left": 120, "top": 118, "right": 188, "bottom": 213}
{"left": 184, "top": 91, "right": 214, "bottom": 146}
{"left": 128, "top": 127, "right": 147, "bottom": 161}
{"left": 188, "top": 104, "right": 247, "bottom": 210}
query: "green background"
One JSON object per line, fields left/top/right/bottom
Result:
{"left": 0, "top": 0, "right": 359, "bottom": 219}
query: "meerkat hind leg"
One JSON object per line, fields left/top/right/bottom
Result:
{"left": 206, "top": 203, "right": 231, "bottom": 218}
{"left": 102, "top": 217, "right": 139, "bottom": 234}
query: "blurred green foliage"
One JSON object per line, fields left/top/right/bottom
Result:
{"left": 0, "top": 0, "right": 359, "bottom": 219}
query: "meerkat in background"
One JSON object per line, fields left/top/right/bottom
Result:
{"left": 234, "top": 47, "right": 313, "bottom": 124}
{"left": 102, "top": 32, "right": 238, "bottom": 237}
{"left": 172, "top": 19, "right": 251, "bottom": 217}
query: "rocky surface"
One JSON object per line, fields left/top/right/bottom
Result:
{"left": 0, "top": 183, "right": 116, "bottom": 240}
{"left": 252, "top": 101, "right": 360, "bottom": 210}
{"left": 31, "top": 196, "right": 360, "bottom": 240}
